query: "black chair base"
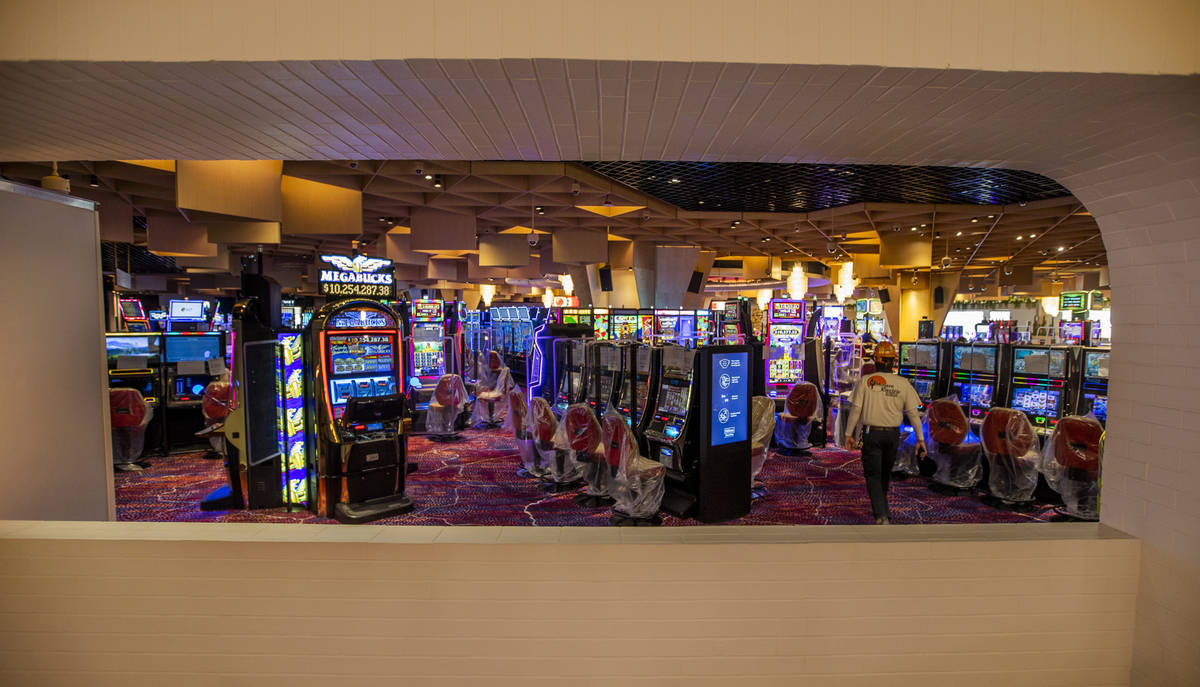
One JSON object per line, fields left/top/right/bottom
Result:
{"left": 610, "top": 511, "right": 662, "bottom": 527}
{"left": 540, "top": 479, "right": 583, "bottom": 493}
{"left": 573, "top": 493, "right": 615, "bottom": 508}
{"left": 476, "top": 421, "right": 503, "bottom": 429}
{"left": 1050, "top": 508, "right": 1099, "bottom": 522}
{"left": 427, "top": 433, "right": 462, "bottom": 443}
{"left": 774, "top": 447, "right": 812, "bottom": 457}
{"left": 929, "top": 482, "right": 975, "bottom": 496}
{"left": 516, "top": 467, "right": 549, "bottom": 480}
{"left": 202, "top": 450, "right": 223, "bottom": 460}
{"left": 981, "top": 494, "right": 1036, "bottom": 512}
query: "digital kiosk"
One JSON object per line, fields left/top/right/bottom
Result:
{"left": 643, "top": 344, "right": 752, "bottom": 522}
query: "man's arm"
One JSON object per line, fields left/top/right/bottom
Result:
{"left": 844, "top": 381, "right": 864, "bottom": 447}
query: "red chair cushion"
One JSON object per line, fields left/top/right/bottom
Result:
{"left": 1054, "top": 415, "right": 1103, "bottom": 471}
{"left": 982, "top": 407, "right": 1035, "bottom": 456}
{"left": 110, "top": 389, "right": 148, "bottom": 428}
{"left": 602, "top": 414, "right": 637, "bottom": 468}
{"left": 508, "top": 388, "right": 528, "bottom": 428}
{"left": 563, "top": 405, "right": 601, "bottom": 453}
{"left": 531, "top": 398, "right": 557, "bottom": 443}
{"left": 201, "top": 381, "right": 232, "bottom": 421}
{"left": 927, "top": 398, "right": 969, "bottom": 445}
{"left": 785, "top": 382, "right": 820, "bottom": 419}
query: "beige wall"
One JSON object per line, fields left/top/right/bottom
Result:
{"left": 0, "top": 521, "right": 1139, "bottom": 686}
{"left": 0, "top": 185, "right": 112, "bottom": 521}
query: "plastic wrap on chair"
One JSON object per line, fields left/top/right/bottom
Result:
{"left": 556, "top": 404, "right": 605, "bottom": 495}
{"left": 775, "top": 382, "right": 823, "bottom": 450}
{"left": 471, "top": 366, "right": 513, "bottom": 426}
{"left": 1041, "top": 414, "right": 1104, "bottom": 520}
{"left": 110, "top": 389, "right": 152, "bottom": 465}
{"left": 893, "top": 425, "right": 920, "bottom": 475}
{"left": 750, "top": 396, "right": 776, "bottom": 482}
{"left": 426, "top": 374, "right": 468, "bottom": 436}
{"left": 201, "top": 381, "right": 232, "bottom": 423}
{"left": 980, "top": 408, "right": 1040, "bottom": 503}
{"left": 530, "top": 397, "right": 573, "bottom": 482}
{"left": 924, "top": 397, "right": 982, "bottom": 488}
{"left": 602, "top": 407, "right": 664, "bottom": 520}
{"left": 503, "top": 386, "right": 529, "bottom": 438}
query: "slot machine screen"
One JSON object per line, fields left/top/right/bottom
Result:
{"left": 106, "top": 335, "right": 160, "bottom": 367}
{"left": 955, "top": 382, "right": 994, "bottom": 408}
{"left": 169, "top": 300, "right": 206, "bottom": 320}
{"left": 766, "top": 323, "right": 805, "bottom": 385}
{"left": 326, "top": 333, "right": 397, "bottom": 418}
{"left": 329, "top": 307, "right": 394, "bottom": 329}
{"left": 911, "top": 378, "right": 935, "bottom": 401}
{"left": 593, "top": 314, "right": 610, "bottom": 340}
{"left": 900, "top": 343, "right": 939, "bottom": 369}
{"left": 657, "top": 314, "right": 679, "bottom": 341}
{"left": 613, "top": 315, "right": 638, "bottom": 340}
{"left": 164, "top": 334, "right": 223, "bottom": 362}
{"left": 119, "top": 300, "right": 145, "bottom": 319}
{"left": 953, "top": 345, "right": 996, "bottom": 372}
{"left": 1012, "top": 348, "right": 1067, "bottom": 377}
{"left": 411, "top": 299, "right": 443, "bottom": 320}
{"left": 1011, "top": 386, "right": 1062, "bottom": 419}
{"left": 769, "top": 300, "right": 805, "bottom": 320}
{"left": 1085, "top": 350, "right": 1110, "bottom": 379}
{"left": 1082, "top": 394, "right": 1108, "bottom": 422}
{"left": 638, "top": 314, "right": 655, "bottom": 340}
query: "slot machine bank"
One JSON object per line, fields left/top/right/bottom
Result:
{"left": 643, "top": 344, "right": 753, "bottom": 522}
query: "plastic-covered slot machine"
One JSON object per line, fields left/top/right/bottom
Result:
{"left": 897, "top": 341, "right": 945, "bottom": 411}
{"left": 1074, "top": 348, "right": 1110, "bottom": 426}
{"left": 642, "top": 344, "right": 753, "bottom": 523}
{"left": 615, "top": 343, "right": 659, "bottom": 431}
{"left": 949, "top": 342, "right": 1003, "bottom": 421}
{"left": 1005, "top": 345, "right": 1072, "bottom": 434}
{"left": 587, "top": 341, "right": 623, "bottom": 417}
{"left": 554, "top": 338, "right": 589, "bottom": 413}
{"left": 764, "top": 299, "right": 806, "bottom": 401}
{"left": 307, "top": 300, "right": 412, "bottom": 524}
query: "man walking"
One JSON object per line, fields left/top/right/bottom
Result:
{"left": 843, "top": 342, "right": 926, "bottom": 524}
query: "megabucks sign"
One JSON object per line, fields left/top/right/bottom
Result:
{"left": 318, "top": 254, "right": 397, "bottom": 298}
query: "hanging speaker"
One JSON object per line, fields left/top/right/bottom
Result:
{"left": 598, "top": 266, "right": 613, "bottom": 292}
{"left": 687, "top": 270, "right": 704, "bottom": 294}
{"left": 934, "top": 286, "right": 945, "bottom": 306}
{"left": 878, "top": 288, "right": 891, "bottom": 303}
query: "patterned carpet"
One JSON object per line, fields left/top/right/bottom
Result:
{"left": 115, "top": 428, "right": 1057, "bottom": 526}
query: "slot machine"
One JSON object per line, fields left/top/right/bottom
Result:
{"left": 306, "top": 299, "right": 412, "bottom": 523}
{"left": 401, "top": 298, "right": 446, "bottom": 417}
{"left": 587, "top": 341, "right": 623, "bottom": 417}
{"left": 615, "top": 342, "right": 660, "bottom": 432}
{"left": 654, "top": 309, "right": 680, "bottom": 345}
{"left": 764, "top": 299, "right": 806, "bottom": 401}
{"left": 529, "top": 321, "right": 591, "bottom": 406}
{"left": 642, "top": 344, "right": 753, "bottom": 523}
{"left": 118, "top": 298, "right": 150, "bottom": 332}
{"left": 897, "top": 341, "right": 948, "bottom": 411}
{"left": 560, "top": 307, "right": 593, "bottom": 328}
{"left": 1058, "top": 320, "right": 1092, "bottom": 346}
{"left": 637, "top": 309, "right": 656, "bottom": 343}
{"left": 591, "top": 308, "right": 611, "bottom": 341}
{"left": 162, "top": 331, "right": 227, "bottom": 447}
{"left": 947, "top": 342, "right": 1006, "bottom": 421}
{"left": 554, "top": 338, "right": 589, "bottom": 413}
{"left": 820, "top": 304, "right": 845, "bottom": 336}
{"left": 1074, "top": 347, "right": 1110, "bottom": 426}
{"left": 148, "top": 310, "right": 168, "bottom": 331}
{"left": 167, "top": 299, "right": 209, "bottom": 332}
{"left": 693, "top": 309, "right": 713, "bottom": 346}
{"left": 611, "top": 309, "right": 640, "bottom": 342}
{"left": 105, "top": 332, "right": 165, "bottom": 454}
{"left": 677, "top": 311, "right": 697, "bottom": 346}
{"left": 443, "top": 300, "right": 464, "bottom": 376}
{"left": 1003, "top": 344, "right": 1073, "bottom": 434}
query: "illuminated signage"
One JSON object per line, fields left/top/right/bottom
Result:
{"left": 318, "top": 254, "right": 396, "bottom": 298}
{"left": 551, "top": 295, "right": 579, "bottom": 307}
{"left": 710, "top": 352, "right": 749, "bottom": 446}
{"left": 1059, "top": 291, "right": 1090, "bottom": 311}
{"left": 769, "top": 300, "right": 804, "bottom": 321}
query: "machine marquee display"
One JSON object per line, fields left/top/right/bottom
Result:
{"left": 318, "top": 254, "right": 396, "bottom": 298}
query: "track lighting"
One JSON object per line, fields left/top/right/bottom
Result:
{"left": 433, "top": 174, "right": 443, "bottom": 188}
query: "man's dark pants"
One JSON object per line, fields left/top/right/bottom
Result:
{"left": 860, "top": 427, "right": 901, "bottom": 519}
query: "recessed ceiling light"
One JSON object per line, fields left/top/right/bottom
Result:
{"left": 955, "top": 231, "right": 962, "bottom": 236}
{"left": 1029, "top": 233, "right": 1036, "bottom": 238}
{"left": 698, "top": 200, "right": 704, "bottom": 205}
{"left": 669, "top": 178, "right": 680, "bottom": 184}
{"left": 1016, "top": 235, "right": 1023, "bottom": 240}
{"left": 1058, "top": 246, "right": 1065, "bottom": 252}
{"left": 920, "top": 224, "right": 926, "bottom": 227}
{"left": 424, "top": 174, "right": 433, "bottom": 180}
{"left": 971, "top": 218, "right": 979, "bottom": 223}
{"left": 987, "top": 215, "right": 994, "bottom": 219}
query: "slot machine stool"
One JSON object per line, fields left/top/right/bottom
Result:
{"left": 531, "top": 397, "right": 581, "bottom": 492}
{"left": 1043, "top": 415, "right": 1104, "bottom": 521}
{"left": 471, "top": 352, "right": 510, "bottom": 429}
{"left": 110, "top": 389, "right": 153, "bottom": 471}
{"left": 425, "top": 374, "right": 468, "bottom": 442}
{"left": 603, "top": 411, "right": 664, "bottom": 526}
{"left": 924, "top": 398, "right": 983, "bottom": 494}
{"left": 507, "top": 387, "right": 545, "bottom": 479}
{"left": 980, "top": 408, "right": 1039, "bottom": 510}
{"left": 557, "top": 404, "right": 611, "bottom": 507}
{"left": 195, "top": 381, "right": 232, "bottom": 460}
{"left": 774, "top": 382, "right": 822, "bottom": 456}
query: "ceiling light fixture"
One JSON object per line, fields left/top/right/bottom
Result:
{"left": 956, "top": 231, "right": 962, "bottom": 236}
{"left": 1058, "top": 246, "right": 1065, "bottom": 252}
{"left": 669, "top": 178, "right": 680, "bottom": 183}
{"left": 1016, "top": 235, "right": 1023, "bottom": 240}
{"left": 432, "top": 174, "right": 443, "bottom": 188}
{"left": 971, "top": 218, "right": 979, "bottom": 223}
{"left": 88, "top": 174, "right": 100, "bottom": 188}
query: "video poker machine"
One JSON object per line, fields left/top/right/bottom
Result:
{"left": 642, "top": 344, "right": 753, "bottom": 523}
{"left": 764, "top": 299, "right": 806, "bottom": 401}
{"left": 897, "top": 341, "right": 948, "bottom": 410}
{"left": 1004, "top": 345, "right": 1073, "bottom": 433}
{"left": 1074, "top": 347, "right": 1110, "bottom": 426}
{"left": 307, "top": 299, "right": 413, "bottom": 523}
{"left": 948, "top": 342, "right": 1006, "bottom": 421}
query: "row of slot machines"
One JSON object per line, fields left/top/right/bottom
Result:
{"left": 104, "top": 331, "right": 229, "bottom": 452}
{"left": 539, "top": 336, "right": 756, "bottom": 523}
{"left": 895, "top": 340, "right": 1111, "bottom": 431}
{"left": 117, "top": 297, "right": 227, "bottom": 333}
{"left": 550, "top": 306, "right": 728, "bottom": 346}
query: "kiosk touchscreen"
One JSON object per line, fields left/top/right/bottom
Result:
{"left": 643, "top": 345, "right": 752, "bottom": 523}
{"left": 1075, "top": 348, "right": 1110, "bottom": 426}
{"left": 307, "top": 299, "right": 411, "bottom": 523}
{"left": 949, "top": 343, "right": 1003, "bottom": 419}
{"left": 897, "top": 342, "right": 944, "bottom": 408}
{"left": 1006, "top": 345, "right": 1071, "bottom": 432}
{"left": 764, "top": 299, "right": 806, "bottom": 400}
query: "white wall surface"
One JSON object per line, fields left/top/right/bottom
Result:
{"left": 0, "top": 185, "right": 112, "bottom": 520}
{"left": 0, "top": 521, "right": 1140, "bottom": 687}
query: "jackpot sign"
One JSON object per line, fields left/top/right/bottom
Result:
{"left": 318, "top": 254, "right": 396, "bottom": 298}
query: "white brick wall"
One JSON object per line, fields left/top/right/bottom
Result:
{"left": 0, "top": 521, "right": 1140, "bottom": 687}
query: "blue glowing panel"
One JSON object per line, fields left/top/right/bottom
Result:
{"left": 710, "top": 352, "right": 749, "bottom": 446}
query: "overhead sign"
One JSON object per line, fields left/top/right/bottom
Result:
{"left": 318, "top": 254, "right": 396, "bottom": 298}
{"left": 1059, "top": 291, "right": 1089, "bottom": 312}
{"left": 710, "top": 351, "right": 749, "bottom": 446}
{"left": 551, "top": 295, "right": 579, "bottom": 307}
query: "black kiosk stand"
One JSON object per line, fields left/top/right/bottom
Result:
{"left": 643, "top": 344, "right": 753, "bottom": 523}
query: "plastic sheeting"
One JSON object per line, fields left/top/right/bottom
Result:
{"left": 471, "top": 364, "right": 514, "bottom": 427}
{"left": 981, "top": 407, "right": 1040, "bottom": 503}
{"left": 110, "top": 388, "right": 152, "bottom": 465}
{"left": 201, "top": 381, "right": 232, "bottom": 423}
{"left": 556, "top": 404, "right": 605, "bottom": 495}
{"left": 602, "top": 407, "right": 665, "bottom": 520}
{"left": 1040, "top": 414, "right": 1104, "bottom": 520}
{"left": 924, "top": 397, "right": 982, "bottom": 488}
{"left": 894, "top": 425, "right": 921, "bottom": 475}
{"left": 426, "top": 374, "right": 468, "bottom": 436}
{"left": 775, "top": 382, "right": 823, "bottom": 450}
{"left": 530, "top": 397, "right": 574, "bottom": 483}
{"left": 750, "top": 396, "right": 776, "bottom": 482}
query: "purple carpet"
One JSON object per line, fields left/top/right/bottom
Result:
{"left": 115, "top": 428, "right": 1056, "bottom": 526}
